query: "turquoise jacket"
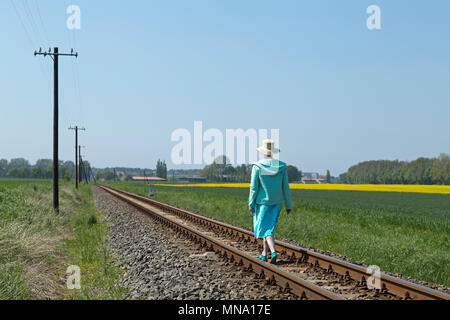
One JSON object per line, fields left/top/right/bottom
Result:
{"left": 248, "top": 159, "right": 292, "bottom": 210}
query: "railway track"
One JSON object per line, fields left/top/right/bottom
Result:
{"left": 97, "top": 184, "right": 450, "bottom": 301}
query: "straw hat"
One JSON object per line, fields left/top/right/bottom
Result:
{"left": 256, "top": 139, "right": 280, "bottom": 157}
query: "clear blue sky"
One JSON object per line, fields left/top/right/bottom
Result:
{"left": 1, "top": 0, "right": 449, "bottom": 175}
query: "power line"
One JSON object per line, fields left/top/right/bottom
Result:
{"left": 9, "top": 0, "right": 51, "bottom": 83}
{"left": 33, "top": 0, "right": 50, "bottom": 45}
{"left": 21, "top": 0, "right": 43, "bottom": 45}
{"left": 9, "top": 0, "right": 35, "bottom": 48}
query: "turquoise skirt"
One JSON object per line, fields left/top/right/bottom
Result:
{"left": 253, "top": 203, "right": 282, "bottom": 239}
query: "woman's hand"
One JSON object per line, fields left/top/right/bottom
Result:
{"left": 250, "top": 209, "right": 255, "bottom": 216}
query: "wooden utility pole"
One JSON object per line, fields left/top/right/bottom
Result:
{"left": 35, "top": 47, "right": 78, "bottom": 212}
{"left": 79, "top": 154, "right": 88, "bottom": 184}
{"left": 79, "top": 145, "right": 85, "bottom": 184}
{"left": 69, "top": 126, "right": 85, "bottom": 189}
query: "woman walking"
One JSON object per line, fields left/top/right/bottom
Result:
{"left": 248, "top": 139, "right": 292, "bottom": 264}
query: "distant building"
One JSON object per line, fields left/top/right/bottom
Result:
{"left": 302, "top": 172, "right": 320, "bottom": 179}
{"left": 177, "top": 176, "right": 207, "bottom": 183}
{"left": 301, "top": 178, "right": 326, "bottom": 184}
{"left": 131, "top": 176, "right": 166, "bottom": 182}
{"left": 116, "top": 171, "right": 125, "bottom": 177}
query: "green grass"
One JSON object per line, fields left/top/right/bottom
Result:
{"left": 105, "top": 181, "right": 450, "bottom": 287}
{"left": 0, "top": 179, "right": 63, "bottom": 299}
{"left": 0, "top": 178, "right": 51, "bottom": 190}
{"left": 64, "top": 184, "right": 126, "bottom": 299}
{"left": 0, "top": 178, "right": 126, "bottom": 299}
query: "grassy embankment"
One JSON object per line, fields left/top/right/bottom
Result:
{"left": 0, "top": 178, "right": 125, "bottom": 299}
{"left": 105, "top": 181, "right": 450, "bottom": 287}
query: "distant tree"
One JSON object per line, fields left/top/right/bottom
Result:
{"left": 156, "top": 159, "right": 167, "bottom": 179}
{"left": 81, "top": 161, "right": 91, "bottom": 182}
{"left": 64, "top": 169, "right": 71, "bottom": 181}
{"left": 223, "top": 165, "right": 235, "bottom": 175}
{"left": 156, "top": 159, "right": 161, "bottom": 178}
{"left": 96, "top": 171, "right": 115, "bottom": 181}
{"left": 62, "top": 161, "right": 75, "bottom": 179}
{"left": 286, "top": 165, "right": 300, "bottom": 183}
{"left": 124, "top": 174, "right": 133, "bottom": 181}
{"left": 162, "top": 160, "right": 167, "bottom": 179}
{"left": 0, "top": 158, "right": 86, "bottom": 180}
{"left": 200, "top": 162, "right": 220, "bottom": 182}
{"left": 239, "top": 164, "right": 251, "bottom": 182}
{"left": 18, "top": 167, "right": 31, "bottom": 178}
{"left": 200, "top": 162, "right": 251, "bottom": 183}
{"left": 214, "top": 155, "right": 231, "bottom": 182}
{"left": 7, "top": 168, "right": 19, "bottom": 177}
{"left": 168, "top": 175, "right": 178, "bottom": 184}
{"left": 0, "top": 159, "right": 8, "bottom": 177}
{"left": 31, "top": 166, "right": 42, "bottom": 179}
{"left": 6, "top": 166, "right": 31, "bottom": 178}
{"left": 35, "top": 159, "right": 52, "bottom": 169}
{"left": 58, "top": 160, "right": 67, "bottom": 179}
{"left": 9, "top": 158, "right": 30, "bottom": 170}
{"left": 341, "top": 154, "right": 450, "bottom": 185}
{"left": 326, "top": 170, "right": 331, "bottom": 183}
{"left": 339, "top": 173, "right": 348, "bottom": 184}
{"left": 43, "top": 166, "right": 53, "bottom": 179}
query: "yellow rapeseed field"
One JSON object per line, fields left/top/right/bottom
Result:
{"left": 157, "top": 183, "right": 450, "bottom": 194}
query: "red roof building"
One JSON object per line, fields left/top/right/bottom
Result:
{"left": 131, "top": 176, "right": 166, "bottom": 182}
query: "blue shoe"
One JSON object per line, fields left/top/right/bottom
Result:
{"left": 269, "top": 252, "right": 277, "bottom": 264}
{"left": 257, "top": 254, "right": 267, "bottom": 262}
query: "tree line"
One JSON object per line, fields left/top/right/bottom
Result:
{"left": 199, "top": 155, "right": 302, "bottom": 183}
{"left": 339, "top": 154, "right": 450, "bottom": 185}
{"left": 94, "top": 159, "right": 168, "bottom": 181}
{"left": 0, "top": 158, "right": 92, "bottom": 181}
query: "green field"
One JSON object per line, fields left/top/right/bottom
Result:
{"left": 105, "top": 181, "right": 450, "bottom": 287}
{"left": 0, "top": 178, "right": 125, "bottom": 300}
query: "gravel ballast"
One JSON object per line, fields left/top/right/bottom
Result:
{"left": 93, "top": 186, "right": 296, "bottom": 300}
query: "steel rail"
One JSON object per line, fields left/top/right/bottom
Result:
{"left": 97, "top": 184, "right": 344, "bottom": 300}
{"left": 98, "top": 184, "right": 450, "bottom": 300}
